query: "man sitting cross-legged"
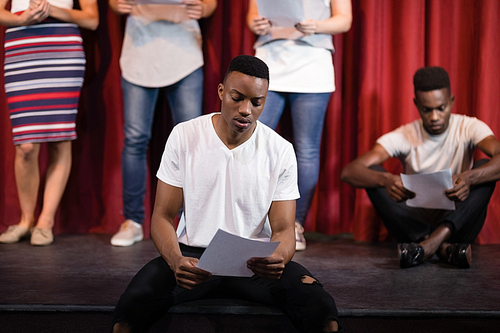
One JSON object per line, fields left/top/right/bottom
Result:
{"left": 341, "top": 66, "right": 500, "bottom": 269}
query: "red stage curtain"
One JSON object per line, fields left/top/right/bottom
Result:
{"left": 1, "top": 0, "right": 499, "bottom": 244}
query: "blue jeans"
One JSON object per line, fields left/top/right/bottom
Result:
{"left": 121, "top": 68, "right": 203, "bottom": 224}
{"left": 259, "top": 91, "right": 331, "bottom": 225}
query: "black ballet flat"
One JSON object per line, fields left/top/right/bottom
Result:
{"left": 438, "top": 243, "right": 472, "bottom": 269}
{"left": 398, "top": 243, "right": 425, "bottom": 268}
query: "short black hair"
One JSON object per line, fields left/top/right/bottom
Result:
{"left": 224, "top": 55, "right": 269, "bottom": 83}
{"left": 413, "top": 66, "right": 450, "bottom": 93}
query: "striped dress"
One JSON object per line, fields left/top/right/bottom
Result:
{"left": 4, "top": 19, "right": 86, "bottom": 145}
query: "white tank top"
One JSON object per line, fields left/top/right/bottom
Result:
{"left": 11, "top": 0, "right": 73, "bottom": 13}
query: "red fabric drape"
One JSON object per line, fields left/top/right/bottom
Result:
{"left": 1, "top": 0, "right": 499, "bottom": 243}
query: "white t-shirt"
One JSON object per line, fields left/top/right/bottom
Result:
{"left": 255, "top": 40, "right": 335, "bottom": 93}
{"left": 120, "top": 6, "right": 203, "bottom": 88}
{"left": 157, "top": 113, "right": 300, "bottom": 248}
{"left": 11, "top": 0, "right": 73, "bottom": 13}
{"left": 377, "top": 114, "right": 494, "bottom": 175}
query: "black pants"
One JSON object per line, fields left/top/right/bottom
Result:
{"left": 113, "top": 244, "right": 339, "bottom": 333}
{"left": 366, "top": 161, "right": 496, "bottom": 243}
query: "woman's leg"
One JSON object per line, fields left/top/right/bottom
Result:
{"left": 257, "top": 91, "right": 287, "bottom": 129}
{"left": 121, "top": 78, "right": 159, "bottom": 225}
{"left": 35, "top": 141, "right": 72, "bottom": 230}
{"left": 166, "top": 67, "right": 204, "bottom": 125}
{"left": 14, "top": 143, "right": 41, "bottom": 229}
{"left": 289, "top": 93, "right": 331, "bottom": 225}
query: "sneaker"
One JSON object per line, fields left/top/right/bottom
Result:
{"left": 295, "top": 222, "right": 306, "bottom": 251}
{"left": 111, "top": 220, "right": 143, "bottom": 247}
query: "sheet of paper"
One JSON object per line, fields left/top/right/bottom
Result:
{"left": 196, "top": 229, "right": 280, "bottom": 277}
{"left": 257, "top": 0, "right": 304, "bottom": 28}
{"left": 269, "top": 27, "right": 304, "bottom": 40}
{"left": 401, "top": 169, "right": 455, "bottom": 210}
{"left": 132, "top": 1, "right": 189, "bottom": 22}
{"left": 136, "top": 0, "right": 182, "bottom": 5}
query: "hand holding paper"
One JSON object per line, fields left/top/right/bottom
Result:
{"left": 132, "top": 0, "right": 190, "bottom": 23}
{"left": 256, "top": 0, "right": 305, "bottom": 40}
{"left": 257, "top": 0, "right": 304, "bottom": 27}
{"left": 196, "top": 229, "right": 280, "bottom": 277}
{"left": 136, "top": 0, "right": 182, "bottom": 5}
{"left": 401, "top": 169, "right": 455, "bottom": 210}
{"left": 247, "top": 252, "right": 285, "bottom": 280}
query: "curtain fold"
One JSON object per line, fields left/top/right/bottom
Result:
{"left": 1, "top": 0, "right": 499, "bottom": 243}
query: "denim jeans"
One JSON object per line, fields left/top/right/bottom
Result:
{"left": 121, "top": 67, "right": 203, "bottom": 224}
{"left": 259, "top": 91, "right": 331, "bottom": 225}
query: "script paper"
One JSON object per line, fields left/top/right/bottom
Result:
{"left": 401, "top": 169, "right": 455, "bottom": 210}
{"left": 136, "top": 0, "right": 182, "bottom": 5}
{"left": 257, "top": 0, "right": 304, "bottom": 27}
{"left": 196, "top": 229, "right": 280, "bottom": 277}
{"left": 133, "top": 1, "right": 189, "bottom": 22}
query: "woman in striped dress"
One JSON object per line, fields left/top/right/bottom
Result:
{"left": 0, "top": 0, "right": 98, "bottom": 245}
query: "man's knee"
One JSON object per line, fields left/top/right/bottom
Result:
{"left": 299, "top": 274, "right": 338, "bottom": 320}
{"left": 301, "top": 274, "right": 319, "bottom": 285}
{"left": 112, "top": 322, "right": 132, "bottom": 333}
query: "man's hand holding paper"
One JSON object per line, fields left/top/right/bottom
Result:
{"left": 196, "top": 230, "right": 280, "bottom": 278}
{"left": 400, "top": 169, "right": 455, "bottom": 210}
{"left": 444, "top": 172, "right": 472, "bottom": 202}
{"left": 247, "top": 252, "right": 285, "bottom": 280}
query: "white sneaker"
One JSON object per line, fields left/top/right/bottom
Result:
{"left": 295, "top": 222, "right": 306, "bottom": 251}
{"left": 111, "top": 220, "right": 143, "bottom": 247}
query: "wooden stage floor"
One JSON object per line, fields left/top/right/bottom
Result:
{"left": 0, "top": 232, "right": 499, "bottom": 332}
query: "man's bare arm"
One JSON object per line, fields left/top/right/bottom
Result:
{"left": 340, "top": 144, "right": 391, "bottom": 188}
{"left": 445, "top": 135, "right": 500, "bottom": 201}
{"left": 151, "top": 180, "right": 210, "bottom": 290}
{"left": 341, "top": 144, "right": 414, "bottom": 202}
{"left": 247, "top": 200, "right": 296, "bottom": 280}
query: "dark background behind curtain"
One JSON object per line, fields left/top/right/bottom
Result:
{"left": 1, "top": 0, "right": 499, "bottom": 243}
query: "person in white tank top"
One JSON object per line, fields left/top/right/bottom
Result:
{"left": 247, "top": 0, "right": 352, "bottom": 251}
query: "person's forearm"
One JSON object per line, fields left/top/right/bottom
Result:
{"left": 50, "top": 6, "right": 98, "bottom": 30}
{"left": 0, "top": 0, "right": 50, "bottom": 27}
{"left": 341, "top": 162, "right": 390, "bottom": 188}
{"left": 108, "top": 0, "right": 121, "bottom": 14}
{"left": 314, "top": 0, "right": 352, "bottom": 35}
{"left": 462, "top": 155, "right": 500, "bottom": 185}
{"left": 314, "top": 14, "right": 352, "bottom": 35}
{"left": 270, "top": 228, "right": 295, "bottom": 264}
{"left": 0, "top": 10, "right": 23, "bottom": 26}
{"left": 151, "top": 214, "right": 183, "bottom": 268}
{"left": 200, "top": 0, "right": 216, "bottom": 18}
